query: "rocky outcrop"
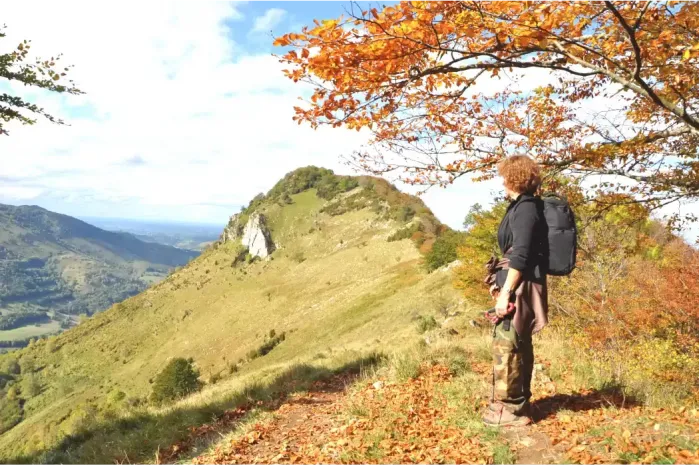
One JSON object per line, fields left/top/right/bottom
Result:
{"left": 221, "top": 212, "right": 275, "bottom": 259}
{"left": 242, "top": 213, "right": 275, "bottom": 258}
{"left": 221, "top": 213, "right": 244, "bottom": 243}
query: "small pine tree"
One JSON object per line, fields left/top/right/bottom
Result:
{"left": 149, "top": 358, "right": 201, "bottom": 405}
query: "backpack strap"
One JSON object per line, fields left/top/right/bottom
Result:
{"left": 541, "top": 192, "right": 568, "bottom": 201}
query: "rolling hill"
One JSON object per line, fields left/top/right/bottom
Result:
{"left": 0, "top": 204, "right": 199, "bottom": 346}
{"left": 0, "top": 167, "right": 464, "bottom": 462}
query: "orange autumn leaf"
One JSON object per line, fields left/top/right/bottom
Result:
{"left": 274, "top": 1, "right": 699, "bottom": 220}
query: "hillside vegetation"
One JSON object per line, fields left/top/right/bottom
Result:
{"left": 0, "top": 204, "right": 199, "bottom": 346}
{"left": 0, "top": 168, "right": 462, "bottom": 462}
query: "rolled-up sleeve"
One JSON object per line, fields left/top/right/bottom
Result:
{"left": 508, "top": 201, "right": 538, "bottom": 271}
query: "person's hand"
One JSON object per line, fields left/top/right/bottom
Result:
{"left": 495, "top": 294, "right": 515, "bottom": 318}
{"left": 484, "top": 310, "right": 500, "bottom": 325}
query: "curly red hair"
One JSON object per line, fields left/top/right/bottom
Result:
{"left": 497, "top": 155, "right": 542, "bottom": 195}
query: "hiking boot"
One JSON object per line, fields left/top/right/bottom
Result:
{"left": 482, "top": 403, "right": 532, "bottom": 427}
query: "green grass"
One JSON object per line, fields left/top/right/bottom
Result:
{"left": 0, "top": 320, "right": 61, "bottom": 341}
{"left": 492, "top": 443, "right": 516, "bottom": 464}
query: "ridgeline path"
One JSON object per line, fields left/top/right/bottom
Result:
{"left": 161, "top": 362, "right": 697, "bottom": 465}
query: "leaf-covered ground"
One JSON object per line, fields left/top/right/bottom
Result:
{"left": 163, "top": 359, "right": 698, "bottom": 465}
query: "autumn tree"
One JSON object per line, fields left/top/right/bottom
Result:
{"left": 275, "top": 1, "right": 699, "bottom": 221}
{"left": 0, "top": 25, "right": 81, "bottom": 135}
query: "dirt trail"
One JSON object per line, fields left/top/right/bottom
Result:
{"left": 194, "top": 376, "right": 351, "bottom": 464}
{"left": 190, "top": 364, "right": 559, "bottom": 465}
{"left": 165, "top": 362, "right": 697, "bottom": 465}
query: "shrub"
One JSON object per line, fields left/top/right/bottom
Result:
{"left": 257, "top": 332, "right": 286, "bottom": 356}
{"left": 433, "top": 293, "right": 454, "bottom": 318}
{"left": 290, "top": 251, "right": 306, "bottom": 263}
{"left": 423, "top": 230, "right": 466, "bottom": 272}
{"left": 149, "top": 358, "right": 201, "bottom": 405}
{"left": 0, "top": 397, "right": 22, "bottom": 435}
{"left": 246, "top": 332, "right": 287, "bottom": 361}
{"left": 415, "top": 315, "right": 439, "bottom": 334}
{"left": 454, "top": 192, "right": 699, "bottom": 404}
{"left": 1, "top": 358, "right": 20, "bottom": 375}
{"left": 387, "top": 222, "right": 422, "bottom": 242}
{"left": 20, "top": 373, "right": 41, "bottom": 398}
{"left": 231, "top": 248, "right": 249, "bottom": 267}
{"left": 391, "top": 352, "right": 422, "bottom": 382}
{"left": 265, "top": 166, "right": 359, "bottom": 204}
{"left": 106, "top": 389, "right": 126, "bottom": 407}
{"left": 390, "top": 205, "right": 416, "bottom": 223}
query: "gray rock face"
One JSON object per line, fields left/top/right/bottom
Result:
{"left": 242, "top": 213, "right": 275, "bottom": 258}
{"left": 221, "top": 212, "right": 275, "bottom": 259}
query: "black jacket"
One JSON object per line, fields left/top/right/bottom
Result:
{"left": 497, "top": 193, "right": 547, "bottom": 284}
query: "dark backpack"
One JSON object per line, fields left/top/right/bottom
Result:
{"left": 542, "top": 194, "right": 577, "bottom": 276}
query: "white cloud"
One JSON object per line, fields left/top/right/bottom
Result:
{"left": 251, "top": 8, "right": 287, "bottom": 34}
{"left": 0, "top": 2, "right": 376, "bottom": 224}
{"left": 0, "top": 186, "right": 44, "bottom": 201}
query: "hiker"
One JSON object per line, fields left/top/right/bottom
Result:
{"left": 482, "top": 155, "right": 549, "bottom": 427}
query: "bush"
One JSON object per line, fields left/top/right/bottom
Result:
{"left": 454, "top": 193, "right": 699, "bottom": 404}
{"left": 391, "top": 352, "right": 422, "bottom": 382}
{"left": 106, "top": 389, "right": 126, "bottom": 406}
{"left": 0, "top": 397, "right": 22, "bottom": 435}
{"left": 246, "top": 332, "right": 287, "bottom": 361}
{"left": 1, "top": 358, "right": 20, "bottom": 375}
{"left": 265, "top": 166, "right": 359, "bottom": 204}
{"left": 415, "top": 315, "right": 440, "bottom": 334}
{"left": 390, "top": 205, "right": 416, "bottom": 223}
{"left": 149, "top": 358, "right": 201, "bottom": 405}
{"left": 290, "top": 251, "right": 306, "bottom": 263}
{"left": 387, "top": 222, "right": 423, "bottom": 242}
{"left": 281, "top": 192, "right": 293, "bottom": 205}
{"left": 20, "top": 373, "right": 41, "bottom": 398}
{"left": 423, "top": 230, "right": 466, "bottom": 272}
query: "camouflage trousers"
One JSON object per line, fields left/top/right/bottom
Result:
{"left": 491, "top": 317, "right": 534, "bottom": 415}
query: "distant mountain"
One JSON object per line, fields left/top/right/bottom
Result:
{"left": 82, "top": 217, "right": 223, "bottom": 251}
{"left": 0, "top": 204, "right": 199, "bottom": 339}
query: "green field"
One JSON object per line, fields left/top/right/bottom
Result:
{"left": 0, "top": 320, "right": 61, "bottom": 341}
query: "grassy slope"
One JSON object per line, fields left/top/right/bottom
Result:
{"left": 0, "top": 189, "right": 461, "bottom": 461}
